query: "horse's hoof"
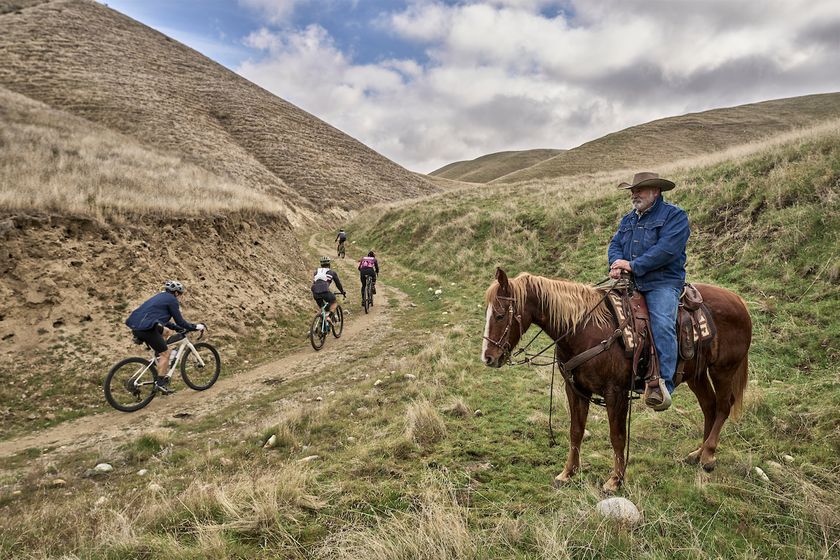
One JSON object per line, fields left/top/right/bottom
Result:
{"left": 701, "top": 459, "right": 716, "bottom": 473}
{"left": 553, "top": 472, "right": 573, "bottom": 488}
{"left": 685, "top": 449, "right": 702, "bottom": 465}
{"left": 602, "top": 477, "right": 622, "bottom": 494}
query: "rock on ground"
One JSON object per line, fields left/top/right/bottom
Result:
{"left": 596, "top": 497, "right": 642, "bottom": 525}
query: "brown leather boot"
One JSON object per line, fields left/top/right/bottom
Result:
{"left": 644, "top": 378, "right": 672, "bottom": 411}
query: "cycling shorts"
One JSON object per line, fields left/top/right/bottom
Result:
{"left": 313, "top": 291, "right": 336, "bottom": 308}
{"left": 132, "top": 324, "right": 167, "bottom": 354}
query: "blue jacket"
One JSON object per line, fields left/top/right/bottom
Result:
{"left": 608, "top": 196, "right": 690, "bottom": 291}
{"left": 125, "top": 291, "right": 197, "bottom": 332}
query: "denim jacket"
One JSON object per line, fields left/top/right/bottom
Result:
{"left": 607, "top": 196, "right": 690, "bottom": 291}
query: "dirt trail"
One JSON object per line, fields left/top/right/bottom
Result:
{"left": 0, "top": 235, "right": 401, "bottom": 459}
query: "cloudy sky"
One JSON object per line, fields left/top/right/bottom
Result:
{"left": 102, "top": 0, "right": 840, "bottom": 173}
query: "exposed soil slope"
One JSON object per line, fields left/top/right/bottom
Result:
{"left": 0, "top": 0, "right": 438, "bottom": 216}
{"left": 430, "top": 149, "right": 564, "bottom": 183}
{"left": 494, "top": 92, "right": 840, "bottom": 183}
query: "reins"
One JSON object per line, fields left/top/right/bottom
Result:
{"left": 488, "top": 276, "right": 639, "bottom": 468}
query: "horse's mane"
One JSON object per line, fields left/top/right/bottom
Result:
{"left": 485, "top": 272, "right": 611, "bottom": 333}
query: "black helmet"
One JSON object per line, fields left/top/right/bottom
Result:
{"left": 368, "top": 251, "right": 376, "bottom": 257}
{"left": 164, "top": 280, "right": 185, "bottom": 294}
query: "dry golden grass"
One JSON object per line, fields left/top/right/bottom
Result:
{"left": 431, "top": 148, "right": 565, "bottom": 183}
{"left": 493, "top": 92, "right": 840, "bottom": 184}
{"left": 316, "top": 474, "right": 476, "bottom": 560}
{"left": 0, "top": 0, "right": 437, "bottom": 217}
{"left": 405, "top": 399, "right": 447, "bottom": 445}
{"left": 442, "top": 395, "right": 473, "bottom": 417}
{"left": 0, "top": 87, "right": 286, "bottom": 217}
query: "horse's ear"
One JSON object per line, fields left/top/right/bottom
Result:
{"left": 495, "top": 267, "right": 510, "bottom": 290}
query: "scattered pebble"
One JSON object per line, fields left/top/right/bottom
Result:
{"left": 137, "top": 469, "right": 148, "bottom": 476}
{"left": 583, "top": 429, "right": 592, "bottom": 440}
{"left": 11, "top": 490, "right": 21, "bottom": 496}
{"left": 596, "top": 497, "right": 642, "bottom": 525}
{"left": 347, "top": 436, "right": 356, "bottom": 442}
{"left": 474, "top": 409, "right": 484, "bottom": 417}
{"left": 298, "top": 455, "right": 320, "bottom": 462}
{"left": 782, "top": 454, "right": 794, "bottom": 464}
{"left": 94, "top": 463, "right": 113, "bottom": 473}
{"left": 264, "top": 435, "right": 277, "bottom": 449}
{"left": 405, "top": 374, "right": 417, "bottom": 381}
{"left": 754, "top": 467, "right": 770, "bottom": 483}
{"left": 374, "top": 379, "right": 383, "bottom": 387}
{"left": 434, "top": 289, "right": 442, "bottom": 296}
{"left": 315, "top": 396, "right": 323, "bottom": 402}
{"left": 50, "top": 479, "right": 67, "bottom": 488}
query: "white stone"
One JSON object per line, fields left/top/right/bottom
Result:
{"left": 148, "top": 483, "right": 164, "bottom": 493}
{"left": 50, "top": 479, "right": 67, "bottom": 487}
{"left": 347, "top": 436, "right": 356, "bottom": 442}
{"left": 596, "top": 497, "right": 642, "bottom": 525}
{"left": 754, "top": 467, "right": 770, "bottom": 483}
{"left": 137, "top": 469, "right": 148, "bottom": 476}
{"left": 434, "top": 289, "right": 443, "bottom": 295}
{"left": 315, "top": 396, "right": 323, "bottom": 402}
{"left": 374, "top": 379, "right": 383, "bottom": 387}
{"left": 474, "top": 409, "right": 484, "bottom": 417}
{"left": 298, "top": 455, "right": 320, "bottom": 462}
{"left": 94, "top": 463, "right": 113, "bottom": 473}
{"left": 583, "top": 429, "right": 592, "bottom": 440}
{"left": 405, "top": 374, "right": 417, "bottom": 380}
{"left": 264, "top": 434, "right": 277, "bottom": 449}
{"left": 782, "top": 454, "right": 794, "bottom": 464}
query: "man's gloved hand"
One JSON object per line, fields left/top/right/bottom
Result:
{"left": 195, "top": 323, "right": 207, "bottom": 331}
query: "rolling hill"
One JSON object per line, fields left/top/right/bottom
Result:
{"left": 0, "top": 0, "right": 438, "bottom": 218}
{"left": 430, "top": 148, "right": 564, "bottom": 183}
{"left": 428, "top": 93, "right": 840, "bottom": 185}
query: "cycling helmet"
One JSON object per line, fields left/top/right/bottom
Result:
{"left": 319, "top": 256, "right": 331, "bottom": 267}
{"left": 368, "top": 251, "right": 376, "bottom": 257}
{"left": 164, "top": 280, "right": 185, "bottom": 294}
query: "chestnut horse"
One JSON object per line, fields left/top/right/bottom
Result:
{"left": 481, "top": 268, "right": 751, "bottom": 493}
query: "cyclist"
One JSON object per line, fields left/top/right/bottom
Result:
{"left": 312, "top": 256, "right": 346, "bottom": 322}
{"left": 125, "top": 280, "right": 205, "bottom": 394}
{"left": 358, "top": 250, "right": 379, "bottom": 304}
{"left": 335, "top": 228, "right": 347, "bottom": 257}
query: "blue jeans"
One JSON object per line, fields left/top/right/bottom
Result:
{"left": 642, "top": 286, "right": 681, "bottom": 393}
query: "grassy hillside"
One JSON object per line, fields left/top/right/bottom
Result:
{"left": 0, "top": 0, "right": 438, "bottom": 216}
{"left": 3, "top": 125, "right": 837, "bottom": 558}
{"left": 431, "top": 149, "right": 564, "bottom": 183}
{"left": 495, "top": 93, "right": 840, "bottom": 184}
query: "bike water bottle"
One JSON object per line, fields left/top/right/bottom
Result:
{"left": 169, "top": 348, "right": 178, "bottom": 366}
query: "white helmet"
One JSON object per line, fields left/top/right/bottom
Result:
{"left": 164, "top": 280, "right": 185, "bottom": 294}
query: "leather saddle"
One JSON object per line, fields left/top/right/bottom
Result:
{"left": 602, "top": 282, "right": 716, "bottom": 389}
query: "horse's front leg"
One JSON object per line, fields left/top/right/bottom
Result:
{"left": 553, "top": 383, "right": 590, "bottom": 487}
{"left": 603, "top": 389, "right": 629, "bottom": 494}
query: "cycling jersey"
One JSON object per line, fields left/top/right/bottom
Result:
{"left": 358, "top": 257, "right": 379, "bottom": 273}
{"left": 125, "top": 292, "right": 196, "bottom": 332}
{"left": 336, "top": 232, "right": 347, "bottom": 242}
{"left": 311, "top": 268, "right": 345, "bottom": 295}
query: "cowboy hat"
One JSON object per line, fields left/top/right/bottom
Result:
{"left": 618, "top": 172, "right": 675, "bottom": 191}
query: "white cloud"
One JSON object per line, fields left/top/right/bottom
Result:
{"left": 236, "top": 0, "right": 840, "bottom": 172}
{"left": 238, "top": 0, "right": 301, "bottom": 24}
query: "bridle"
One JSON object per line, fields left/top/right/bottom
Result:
{"left": 482, "top": 294, "right": 523, "bottom": 364}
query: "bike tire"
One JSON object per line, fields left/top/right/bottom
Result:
{"left": 104, "top": 357, "right": 157, "bottom": 412}
{"left": 310, "top": 313, "right": 326, "bottom": 350}
{"left": 180, "top": 342, "right": 221, "bottom": 390}
{"left": 363, "top": 278, "right": 370, "bottom": 314}
{"left": 332, "top": 305, "right": 344, "bottom": 338}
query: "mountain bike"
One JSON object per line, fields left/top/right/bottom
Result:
{"left": 310, "top": 294, "right": 344, "bottom": 350}
{"left": 337, "top": 241, "right": 346, "bottom": 259}
{"left": 104, "top": 329, "right": 221, "bottom": 412}
{"left": 362, "top": 275, "right": 374, "bottom": 314}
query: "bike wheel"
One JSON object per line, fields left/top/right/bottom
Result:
{"left": 332, "top": 306, "right": 344, "bottom": 338}
{"left": 363, "top": 279, "right": 370, "bottom": 314}
{"left": 310, "top": 313, "right": 326, "bottom": 350}
{"left": 180, "top": 342, "right": 221, "bottom": 390}
{"left": 104, "top": 357, "right": 157, "bottom": 412}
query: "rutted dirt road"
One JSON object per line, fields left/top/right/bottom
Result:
{"left": 0, "top": 236, "right": 402, "bottom": 459}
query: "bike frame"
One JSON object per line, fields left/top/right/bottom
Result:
{"left": 129, "top": 334, "right": 207, "bottom": 388}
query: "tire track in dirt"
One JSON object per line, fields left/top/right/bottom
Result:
{"left": 0, "top": 234, "right": 404, "bottom": 459}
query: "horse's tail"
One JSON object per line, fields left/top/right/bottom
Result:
{"left": 730, "top": 355, "right": 749, "bottom": 420}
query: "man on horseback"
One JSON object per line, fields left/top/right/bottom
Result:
{"left": 608, "top": 172, "right": 690, "bottom": 412}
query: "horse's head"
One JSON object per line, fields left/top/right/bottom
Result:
{"left": 482, "top": 267, "right": 527, "bottom": 368}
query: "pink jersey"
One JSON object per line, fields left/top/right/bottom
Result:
{"left": 359, "top": 256, "right": 377, "bottom": 270}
